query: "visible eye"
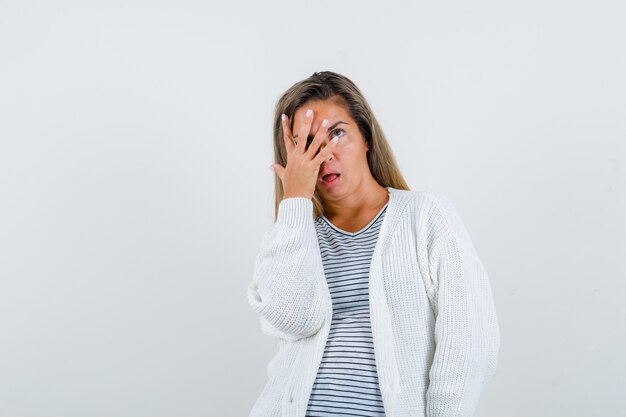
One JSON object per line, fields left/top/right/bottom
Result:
{"left": 330, "top": 128, "right": 345, "bottom": 140}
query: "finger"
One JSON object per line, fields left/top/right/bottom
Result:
{"left": 312, "top": 136, "right": 340, "bottom": 166}
{"left": 295, "top": 108, "right": 314, "bottom": 154}
{"left": 271, "top": 163, "right": 285, "bottom": 182}
{"left": 305, "top": 118, "right": 330, "bottom": 159}
{"left": 281, "top": 114, "right": 296, "bottom": 153}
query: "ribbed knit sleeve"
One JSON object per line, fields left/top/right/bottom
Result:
{"left": 246, "top": 197, "right": 329, "bottom": 343}
{"left": 425, "top": 193, "right": 500, "bottom": 417}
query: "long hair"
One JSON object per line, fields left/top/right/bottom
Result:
{"left": 272, "top": 71, "right": 410, "bottom": 221}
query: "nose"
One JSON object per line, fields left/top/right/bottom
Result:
{"left": 318, "top": 153, "right": 333, "bottom": 172}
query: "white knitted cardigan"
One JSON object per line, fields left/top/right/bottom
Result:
{"left": 246, "top": 186, "right": 500, "bottom": 417}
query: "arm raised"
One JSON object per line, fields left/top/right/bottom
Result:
{"left": 246, "top": 197, "right": 329, "bottom": 342}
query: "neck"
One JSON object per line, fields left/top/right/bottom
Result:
{"left": 322, "top": 176, "right": 389, "bottom": 220}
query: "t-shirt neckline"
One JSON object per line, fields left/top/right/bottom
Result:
{"left": 321, "top": 201, "right": 389, "bottom": 236}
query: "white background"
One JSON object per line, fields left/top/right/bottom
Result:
{"left": 1, "top": 0, "right": 624, "bottom": 416}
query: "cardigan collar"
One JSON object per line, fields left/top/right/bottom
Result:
{"left": 376, "top": 186, "right": 414, "bottom": 255}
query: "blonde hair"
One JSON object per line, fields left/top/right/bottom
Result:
{"left": 271, "top": 71, "right": 410, "bottom": 221}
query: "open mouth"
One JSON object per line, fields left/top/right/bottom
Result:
{"left": 321, "top": 173, "right": 340, "bottom": 185}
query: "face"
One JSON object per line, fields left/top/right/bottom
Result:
{"left": 291, "top": 98, "right": 370, "bottom": 198}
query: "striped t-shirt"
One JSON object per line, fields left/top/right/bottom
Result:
{"left": 304, "top": 201, "right": 390, "bottom": 417}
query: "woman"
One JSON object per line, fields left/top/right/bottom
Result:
{"left": 246, "top": 71, "right": 500, "bottom": 417}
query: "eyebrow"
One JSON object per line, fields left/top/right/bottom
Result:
{"left": 294, "top": 121, "right": 348, "bottom": 139}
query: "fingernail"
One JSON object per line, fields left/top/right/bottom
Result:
{"left": 269, "top": 164, "right": 274, "bottom": 171}
{"left": 281, "top": 114, "right": 286, "bottom": 121}
{"left": 306, "top": 109, "right": 312, "bottom": 118}
{"left": 322, "top": 119, "right": 329, "bottom": 127}
{"left": 332, "top": 136, "right": 339, "bottom": 142}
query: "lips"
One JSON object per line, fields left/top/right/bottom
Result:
{"left": 321, "top": 173, "right": 340, "bottom": 182}
{"left": 320, "top": 170, "right": 340, "bottom": 178}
